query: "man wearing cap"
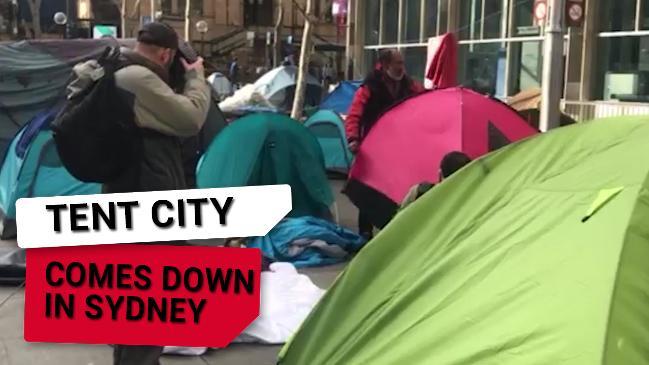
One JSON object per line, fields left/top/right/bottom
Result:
{"left": 115, "top": 22, "right": 210, "bottom": 365}
{"left": 69, "top": 22, "right": 211, "bottom": 365}
{"left": 100, "top": 22, "right": 211, "bottom": 196}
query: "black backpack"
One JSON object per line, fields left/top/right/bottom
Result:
{"left": 51, "top": 46, "right": 142, "bottom": 183}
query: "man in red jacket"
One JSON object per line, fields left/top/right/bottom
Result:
{"left": 344, "top": 48, "right": 424, "bottom": 238}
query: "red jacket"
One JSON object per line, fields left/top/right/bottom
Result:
{"left": 345, "top": 74, "right": 424, "bottom": 142}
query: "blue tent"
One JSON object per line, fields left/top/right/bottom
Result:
{"left": 320, "top": 81, "right": 362, "bottom": 115}
{"left": 304, "top": 110, "right": 353, "bottom": 174}
{"left": 0, "top": 107, "right": 100, "bottom": 239}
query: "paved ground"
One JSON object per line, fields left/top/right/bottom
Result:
{"left": 0, "top": 180, "right": 358, "bottom": 365}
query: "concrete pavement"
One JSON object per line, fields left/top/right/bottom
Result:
{"left": 0, "top": 180, "right": 358, "bottom": 365}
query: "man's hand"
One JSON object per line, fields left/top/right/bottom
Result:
{"left": 181, "top": 56, "right": 205, "bottom": 74}
{"left": 348, "top": 140, "right": 359, "bottom": 154}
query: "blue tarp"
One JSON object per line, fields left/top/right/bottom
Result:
{"left": 16, "top": 103, "right": 60, "bottom": 158}
{"left": 247, "top": 216, "right": 367, "bottom": 268}
{"left": 320, "top": 81, "right": 362, "bottom": 115}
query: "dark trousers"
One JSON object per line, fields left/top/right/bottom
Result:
{"left": 358, "top": 210, "right": 374, "bottom": 238}
{"left": 112, "top": 244, "right": 189, "bottom": 364}
{"left": 113, "top": 345, "right": 163, "bottom": 365}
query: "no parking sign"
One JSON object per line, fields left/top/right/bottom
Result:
{"left": 533, "top": 0, "right": 547, "bottom": 25}
{"left": 566, "top": 0, "right": 585, "bottom": 27}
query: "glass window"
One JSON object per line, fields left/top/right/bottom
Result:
{"left": 166, "top": 0, "right": 203, "bottom": 15}
{"left": 483, "top": 0, "right": 502, "bottom": 39}
{"left": 382, "top": 0, "right": 399, "bottom": 44}
{"left": 364, "top": 49, "right": 379, "bottom": 75}
{"left": 459, "top": 0, "right": 480, "bottom": 40}
{"left": 403, "top": 47, "right": 428, "bottom": 82}
{"left": 599, "top": 0, "right": 636, "bottom": 32}
{"left": 403, "top": 0, "right": 421, "bottom": 43}
{"left": 643, "top": 1, "right": 649, "bottom": 30}
{"left": 596, "top": 36, "right": 649, "bottom": 101}
{"left": 459, "top": 0, "right": 502, "bottom": 40}
{"left": 365, "top": 0, "right": 380, "bottom": 45}
{"left": 424, "top": 0, "right": 440, "bottom": 37}
{"left": 458, "top": 43, "right": 504, "bottom": 96}
{"left": 161, "top": 0, "right": 174, "bottom": 15}
{"left": 513, "top": 0, "right": 540, "bottom": 36}
{"left": 509, "top": 41, "right": 544, "bottom": 95}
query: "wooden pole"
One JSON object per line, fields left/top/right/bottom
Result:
{"left": 27, "top": 0, "right": 42, "bottom": 38}
{"left": 274, "top": 0, "right": 285, "bottom": 68}
{"left": 184, "top": 0, "right": 191, "bottom": 41}
{"left": 290, "top": 0, "right": 314, "bottom": 120}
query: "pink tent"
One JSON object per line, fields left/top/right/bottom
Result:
{"left": 343, "top": 87, "right": 539, "bottom": 228}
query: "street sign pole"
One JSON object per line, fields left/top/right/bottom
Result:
{"left": 345, "top": 0, "right": 353, "bottom": 80}
{"left": 540, "top": 0, "right": 565, "bottom": 132}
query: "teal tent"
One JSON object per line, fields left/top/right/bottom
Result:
{"left": 0, "top": 108, "right": 100, "bottom": 239}
{"left": 197, "top": 112, "right": 335, "bottom": 219}
{"left": 304, "top": 110, "right": 353, "bottom": 175}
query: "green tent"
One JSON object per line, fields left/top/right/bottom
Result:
{"left": 196, "top": 112, "right": 334, "bottom": 218}
{"left": 278, "top": 115, "right": 649, "bottom": 365}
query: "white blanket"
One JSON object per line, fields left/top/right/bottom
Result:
{"left": 218, "top": 84, "right": 274, "bottom": 113}
{"left": 163, "top": 262, "right": 325, "bottom": 356}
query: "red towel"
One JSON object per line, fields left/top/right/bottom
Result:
{"left": 426, "top": 33, "right": 458, "bottom": 89}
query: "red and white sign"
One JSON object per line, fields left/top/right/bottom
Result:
{"left": 533, "top": 0, "right": 548, "bottom": 23}
{"left": 566, "top": 0, "right": 585, "bottom": 27}
{"left": 24, "top": 244, "right": 261, "bottom": 347}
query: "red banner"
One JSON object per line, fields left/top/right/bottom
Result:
{"left": 24, "top": 244, "right": 261, "bottom": 348}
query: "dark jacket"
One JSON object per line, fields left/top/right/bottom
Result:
{"left": 344, "top": 69, "right": 424, "bottom": 143}
{"left": 97, "top": 48, "right": 210, "bottom": 193}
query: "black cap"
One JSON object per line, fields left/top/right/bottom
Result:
{"left": 137, "top": 22, "right": 178, "bottom": 50}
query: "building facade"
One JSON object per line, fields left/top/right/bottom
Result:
{"left": 120, "top": 0, "right": 345, "bottom": 80}
{"left": 1, "top": 1, "right": 345, "bottom": 82}
{"left": 349, "top": 0, "right": 649, "bottom": 121}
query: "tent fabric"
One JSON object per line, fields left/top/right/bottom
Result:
{"left": 253, "top": 66, "right": 323, "bottom": 111}
{"left": 517, "top": 108, "right": 577, "bottom": 129}
{"left": 232, "top": 262, "right": 326, "bottom": 344}
{"left": 507, "top": 89, "right": 577, "bottom": 128}
{"left": 278, "top": 115, "right": 649, "bottom": 365}
{"left": 16, "top": 104, "right": 61, "bottom": 158}
{"left": 344, "top": 87, "right": 538, "bottom": 228}
{"left": 196, "top": 112, "right": 334, "bottom": 219}
{"left": 0, "top": 245, "right": 25, "bottom": 285}
{"left": 182, "top": 90, "right": 229, "bottom": 188}
{"left": 0, "top": 107, "right": 101, "bottom": 239}
{"left": 207, "top": 72, "right": 233, "bottom": 101}
{"left": 218, "top": 84, "right": 278, "bottom": 115}
{"left": 507, "top": 87, "right": 543, "bottom": 111}
{"left": 163, "top": 262, "right": 326, "bottom": 356}
{"left": 0, "top": 38, "right": 125, "bottom": 162}
{"left": 319, "top": 81, "right": 362, "bottom": 115}
{"left": 425, "top": 33, "right": 458, "bottom": 90}
{"left": 304, "top": 110, "right": 353, "bottom": 174}
{"left": 246, "top": 216, "right": 366, "bottom": 268}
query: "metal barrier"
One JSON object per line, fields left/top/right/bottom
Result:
{"left": 561, "top": 100, "right": 649, "bottom": 122}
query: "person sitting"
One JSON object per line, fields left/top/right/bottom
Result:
{"left": 399, "top": 151, "right": 472, "bottom": 211}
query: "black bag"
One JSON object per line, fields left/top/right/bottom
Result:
{"left": 51, "top": 46, "right": 142, "bottom": 183}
